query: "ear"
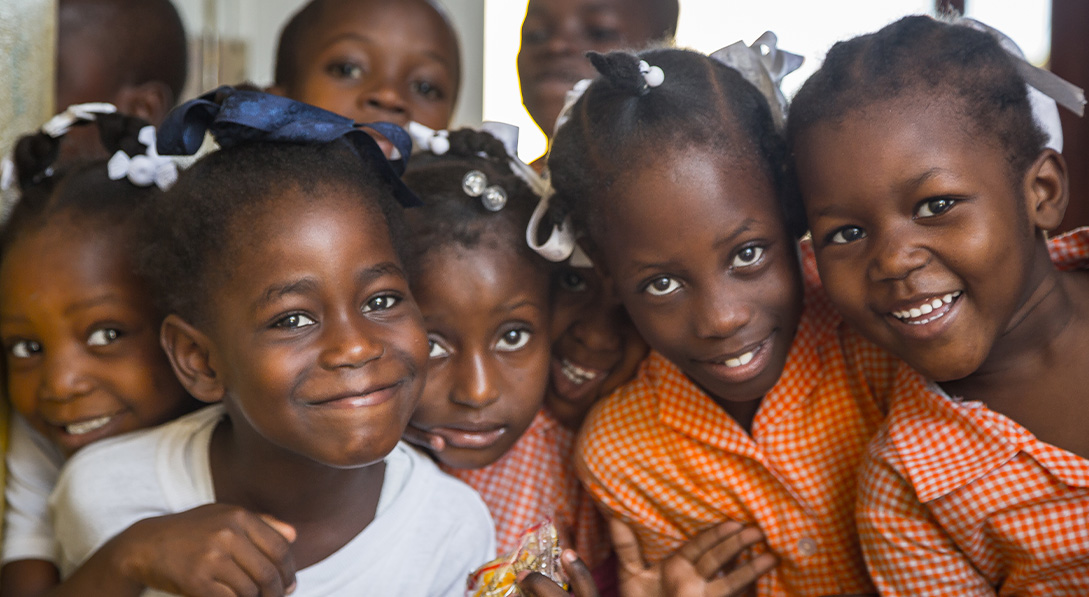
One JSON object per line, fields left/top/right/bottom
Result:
{"left": 1023, "top": 148, "right": 1069, "bottom": 233}
{"left": 114, "top": 81, "right": 175, "bottom": 126}
{"left": 160, "top": 314, "right": 225, "bottom": 404}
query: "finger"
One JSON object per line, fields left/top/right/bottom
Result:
{"left": 402, "top": 425, "right": 446, "bottom": 452}
{"left": 559, "top": 550, "right": 600, "bottom": 597}
{"left": 257, "top": 514, "right": 297, "bottom": 543}
{"left": 516, "top": 571, "right": 570, "bottom": 597}
{"left": 674, "top": 520, "right": 746, "bottom": 563}
{"left": 606, "top": 516, "right": 648, "bottom": 572}
{"left": 705, "top": 553, "right": 777, "bottom": 597}
{"left": 228, "top": 538, "right": 290, "bottom": 597}
{"left": 241, "top": 518, "right": 297, "bottom": 593}
{"left": 693, "top": 527, "right": 765, "bottom": 579}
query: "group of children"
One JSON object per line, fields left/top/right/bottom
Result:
{"left": 0, "top": 0, "right": 1086, "bottom": 596}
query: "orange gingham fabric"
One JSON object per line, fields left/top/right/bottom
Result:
{"left": 575, "top": 242, "right": 902, "bottom": 596}
{"left": 445, "top": 409, "right": 610, "bottom": 567}
{"left": 857, "top": 227, "right": 1089, "bottom": 597}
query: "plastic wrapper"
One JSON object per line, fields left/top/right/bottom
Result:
{"left": 466, "top": 520, "right": 567, "bottom": 597}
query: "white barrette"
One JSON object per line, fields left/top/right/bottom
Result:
{"left": 710, "top": 32, "right": 804, "bottom": 131}
{"left": 407, "top": 121, "right": 450, "bottom": 155}
{"left": 0, "top": 158, "right": 14, "bottom": 193}
{"left": 959, "top": 17, "right": 1085, "bottom": 153}
{"left": 106, "top": 126, "right": 179, "bottom": 190}
{"left": 638, "top": 60, "right": 665, "bottom": 91}
{"left": 40, "top": 102, "right": 117, "bottom": 138}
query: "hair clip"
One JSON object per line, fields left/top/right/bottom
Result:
{"left": 638, "top": 60, "right": 665, "bottom": 92}
{"left": 106, "top": 126, "right": 179, "bottom": 190}
{"left": 0, "top": 158, "right": 14, "bottom": 193}
{"left": 958, "top": 17, "right": 1085, "bottom": 153}
{"left": 407, "top": 121, "right": 450, "bottom": 155}
{"left": 710, "top": 32, "right": 803, "bottom": 131}
{"left": 40, "top": 102, "right": 118, "bottom": 138}
{"left": 462, "top": 170, "right": 507, "bottom": 211}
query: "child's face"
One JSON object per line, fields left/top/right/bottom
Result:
{"left": 795, "top": 97, "right": 1047, "bottom": 382}
{"left": 278, "top": 0, "right": 459, "bottom": 130}
{"left": 517, "top": 0, "right": 662, "bottom": 138}
{"left": 0, "top": 219, "right": 191, "bottom": 457}
{"left": 597, "top": 147, "right": 803, "bottom": 408}
{"left": 199, "top": 188, "right": 428, "bottom": 468}
{"left": 408, "top": 243, "right": 551, "bottom": 469}
{"left": 547, "top": 258, "right": 646, "bottom": 429}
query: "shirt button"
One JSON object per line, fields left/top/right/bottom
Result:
{"left": 797, "top": 537, "right": 817, "bottom": 556}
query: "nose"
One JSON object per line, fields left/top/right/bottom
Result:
{"left": 691, "top": 285, "right": 753, "bottom": 340}
{"left": 40, "top": 347, "right": 94, "bottom": 402}
{"left": 450, "top": 351, "right": 500, "bottom": 409}
{"left": 360, "top": 81, "right": 409, "bottom": 124}
{"left": 542, "top": 18, "right": 581, "bottom": 55}
{"left": 568, "top": 302, "right": 624, "bottom": 354}
{"left": 318, "top": 316, "right": 384, "bottom": 369}
{"left": 867, "top": 229, "right": 929, "bottom": 282}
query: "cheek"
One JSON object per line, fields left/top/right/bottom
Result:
{"left": 408, "top": 101, "right": 453, "bottom": 131}
{"left": 414, "top": 362, "right": 453, "bottom": 421}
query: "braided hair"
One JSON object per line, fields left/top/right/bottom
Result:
{"left": 786, "top": 15, "right": 1048, "bottom": 183}
{"left": 547, "top": 47, "right": 805, "bottom": 241}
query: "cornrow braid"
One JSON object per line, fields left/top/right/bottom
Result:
{"left": 547, "top": 48, "right": 805, "bottom": 243}
{"left": 787, "top": 15, "right": 1047, "bottom": 183}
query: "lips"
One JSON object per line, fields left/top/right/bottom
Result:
{"left": 889, "top": 291, "right": 962, "bottom": 325}
{"left": 308, "top": 381, "right": 402, "bottom": 409}
{"left": 549, "top": 357, "right": 610, "bottom": 404}
{"left": 696, "top": 334, "right": 775, "bottom": 386}
{"left": 426, "top": 423, "right": 506, "bottom": 450}
{"left": 46, "top": 411, "right": 128, "bottom": 454}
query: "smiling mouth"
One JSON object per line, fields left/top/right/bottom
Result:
{"left": 890, "top": 291, "right": 962, "bottom": 325}
{"left": 63, "top": 414, "right": 115, "bottom": 436}
{"left": 560, "top": 359, "right": 604, "bottom": 385}
{"left": 428, "top": 425, "right": 506, "bottom": 450}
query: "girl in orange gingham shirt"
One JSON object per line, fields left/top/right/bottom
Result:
{"left": 789, "top": 16, "right": 1089, "bottom": 597}
{"left": 547, "top": 46, "right": 904, "bottom": 596}
{"left": 398, "top": 127, "right": 610, "bottom": 572}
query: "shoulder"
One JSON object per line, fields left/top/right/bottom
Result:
{"left": 386, "top": 443, "right": 495, "bottom": 540}
{"left": 576, "top": 359, "right": 662, "bottom": 471}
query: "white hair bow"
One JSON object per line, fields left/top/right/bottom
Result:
{"left": 710, "top": 32, "right": 804, "bottom": 131}
{"left": 106, "top": 126, "right": 178, "bottom": 190}
{"left": 40, "top": 102, "right": 118, "bottom": 138}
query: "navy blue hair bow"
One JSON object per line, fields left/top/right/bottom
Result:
{"left": 157, "top": 86, "right": 421, "bottom": 207}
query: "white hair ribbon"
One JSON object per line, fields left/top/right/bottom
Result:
{"left": 40, "top": 102, "right": 118, "bottom": 138}
{"left": 407, "top": 121, "right": 450, "bottom": 155}
{"left": 525, "top": 189, "right": 592, "bottom": 267}
{"left": 958, "top": 17, "right": 1085, "bottom": 153}
{"left": 0, "top": 158, "right": 14, "bottom": 193}
{"left": 551, "top": 78, "right": 593, "bottom": 140}
{"left": 106, "top": 126, "right": 179, "bottom": 190}
{"left": 710, "top": 32, "right": 803, "bottom": 131}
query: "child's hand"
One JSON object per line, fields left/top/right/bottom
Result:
{"left": 113, "top": 504, "right": 297, "bottom": 597}
{"left": 609, "top": 516, "right": 777, "bottom": 597}
{"left": 516, "top": 549, "right": 599, "bottom": 597}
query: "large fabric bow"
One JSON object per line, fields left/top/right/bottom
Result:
{"left": 157, "top": 87, "right": 421, "bottom": 207}
{"left": 710, "top": 32, "right": 803, "bottom": 131}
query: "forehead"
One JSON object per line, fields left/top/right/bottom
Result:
{"left": 413, "top": 241, "right": 550, "bottom": 308}
{"left": 301, "top": 0, "right": 458, "bottom": 64}
{"left": 524, "top": 0, "right": 659, "bottom": 36}
{"left": 1, "top": 218, "right": 137, "bottom": 297}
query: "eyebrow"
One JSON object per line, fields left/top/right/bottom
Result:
{"left": 250, "top": 262, "right": 405, "bottom": 314}
{"left": 319, "top": 32, "right": 455, "bottom": 69}
{"left": 494, "top": 298, "right": 544, "bottom": 315}
{"left": 628, "top": 218, "right": 756, "bottom": 277}
{"left": 900, "top": 167, "right": 946, "bottom": 193}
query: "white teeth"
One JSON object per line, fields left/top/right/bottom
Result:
{"left": 560, "top": 359, "right": 600, "bottom": 385}
{"left": 892, "top": 291, "right": 963, "bottom": 322}
{"left": 723, "top": 351, "right": 755, "bottom": 368}
{"left": 65, "top": 415, "right": 113, "bottom": 436}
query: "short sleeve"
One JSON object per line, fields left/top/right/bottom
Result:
{"left": 857, "top": 448, "right": 995, "bottom": 597}
{"left": 3, "top": 416, "right": 64, "bottom": 564}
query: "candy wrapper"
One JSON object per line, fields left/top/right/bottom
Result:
{"left": 466, "top": 520, "right": 567, "bottom": 597}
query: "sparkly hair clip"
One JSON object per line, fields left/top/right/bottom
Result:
{"left": 462, "top": 169, "right": 507, "bottom": 211}
{"left": 106, "top": 125, "right": 179, "bottom": 190}
{"left": 957, "top": 17, "right": 1085, "bottom": 153}
{"left": 710, "top": 32, "right": 803, "bottom": 131}
{"left": 638, "top": 60, "right": 665, "bottom": 93}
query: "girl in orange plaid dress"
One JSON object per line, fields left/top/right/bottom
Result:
{"left": 789, "top": 15, "right": 1089, "bottom": 597}
{"left": 401, "top": 126, "right": 612, "bottom": 578}
{"left": 546, "top": 45, "right": 905, "bottom": 596}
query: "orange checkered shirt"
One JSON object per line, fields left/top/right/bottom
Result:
{"left": 575, "top": 243, "right": 902, "bottom": 596}
{"left": 445, "top": 409, "right": 611, "bottom": 567}
{"left": 857, "top": 227, "right": 1089, "bottom": 597}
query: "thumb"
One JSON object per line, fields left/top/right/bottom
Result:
{"left": 259, "top": 514, "right": 298, "bottom": 543}
{"left": 607, "top": 516, "right": 648, "bottom": 571}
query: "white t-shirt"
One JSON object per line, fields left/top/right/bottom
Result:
{"left": 52, "top": 405, "right": 496, "bottom": 596}
{"left": 2, "top": 415, "right": 65, "bottom": 564}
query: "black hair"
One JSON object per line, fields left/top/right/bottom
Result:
{"left": 1, "top": 113, "right": 159, "bottom": 261}
{"left": 548, "top": 48, "right": 804, "bottom": 241}
{"left": 138, "top": 140, "right": 409, "bottom": 326}
{"left": 643, "top": 0, "right": 680, "bottom": 41}
{"left": 787, "top": 15, "right": 1047, "bottom": 183}
{"left": 274, "top": 0, "right": 460, "bottom": 93}
{"left": 400, "top": 129, "right": 546, "bottom": 279}
{"left": 59, "top": 0, "right": 188, "bottom": 105}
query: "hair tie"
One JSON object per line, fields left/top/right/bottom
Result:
{"left": 157, "top": 86, "right": 421, "bottom": 207}
{"left": 407, "top": 121, "right": 450, "bottom": 155}
{"left": 957, "top": 17, "right": 1085, "bottom": 153}
{"left": 106, "top": 126, "right": 179, "bottom": 190}
{"left": 638, "top": 60, "right": 665, "bottom": 92}
{"left": 710, "top": 31, "right": 803, "bottom": 131}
